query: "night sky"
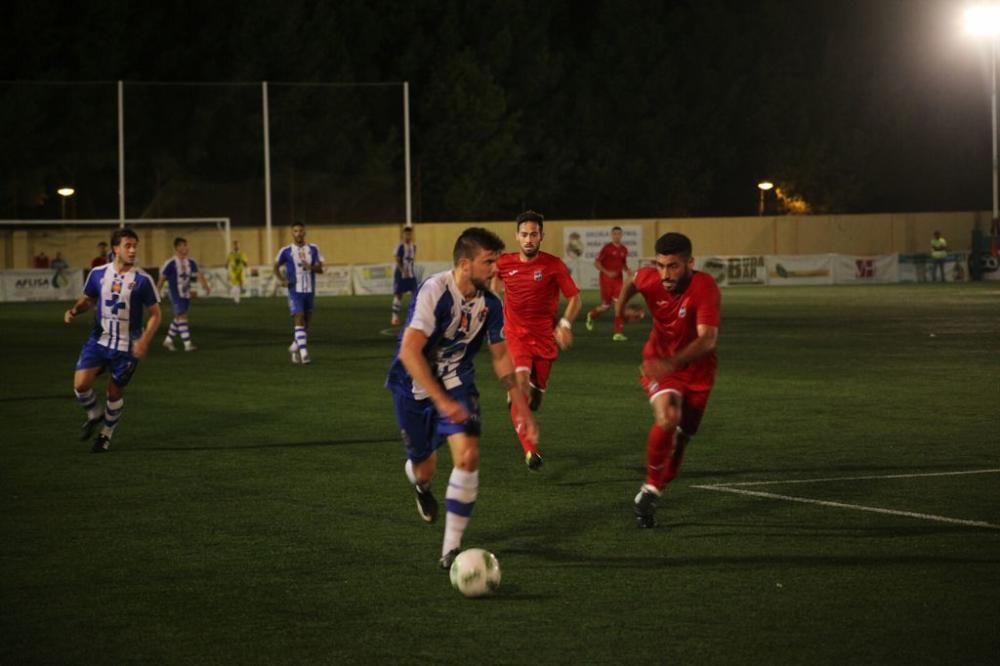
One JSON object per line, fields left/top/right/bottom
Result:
{"left": 1, "top": 0, "right": 994, "bottom": 224}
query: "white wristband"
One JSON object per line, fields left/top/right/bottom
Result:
{"left": 558, "top": 318, "right": 572, "bottom": 330}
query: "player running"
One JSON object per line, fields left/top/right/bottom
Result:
{"left": 274, "top": 222, "right": 324, "bottom": 364}
{"left": 391, "top": 225, "right": 417, "bottom": 326}
{"left": 615, "top": 232, "right": 720, "bottom": 528}
{"left": 586, "top": 225, "right": 631, "bottom": 340}
{"left": 493, "top": 210, "right": 580, "bottom": 470}
{"left": 65, "top": 228, "right": 161, "bottom": 453}
{"left": 386, "top": 227, "right": 538, "bottom": 570}
{"left": 158, "top": 237, "right": 210, "bottom": 352}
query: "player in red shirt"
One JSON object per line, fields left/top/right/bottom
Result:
{"left": 585, "top": 226, "right": 631, "bottom": 340}
{"left": 615, "top": 232, "right": 721, "bottom": 528}
{"left": 493, "top": 210, "right": 581, "bottom": 470}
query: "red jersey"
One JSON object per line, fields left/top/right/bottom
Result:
{"left": 497, "top": 251, "right": 579, "bottom": 341}
{"left": 596, "top": 242, "right": 629, "bottom": 278}
{"left": 634, "top": 267, "right": 721, "bottom": 390}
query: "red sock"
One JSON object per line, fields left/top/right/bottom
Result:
{"left": 645, "top": 424, "right": 675, "bottom": 489}
{"left": 613, "top": 316, "right": 624, "bottom": 333}
{"left": 510, "top": 401, "right": 538, "bottom": 455}
{"left": 663, "top": 436, "right": 688, "bottom": 484}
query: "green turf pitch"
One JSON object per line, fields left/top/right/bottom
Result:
{"left": 1, "top": 284, "right": 998, "bottom": 664}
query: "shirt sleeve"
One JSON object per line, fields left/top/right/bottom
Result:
{"left": 275, "top": 248, "right": 286, "bottom": 264}
{"left": 555, "top": 258, "right": 580, "bottom": 298}
{"left": 138, "top": 275, "right": 160, "bottom": 306}
{"left": 83, "top": 269, "right": 102, "bottom": 298}
{"left": 408, "top": 283, "right": 441, "bottom": 337}
{"left": 695, "top": 277, "right": 721, "bottom": 328}
{"left": 161, "top": 259, "right": 174, "bottom": 278}
{"left": 312, "top": 245, "right": 324, "bottom": 264}
{"left": 485, "top": 294, "right": 505, "bottom": 345}
{"left": 190, "top": 259, "right": 199, "bottom": 274}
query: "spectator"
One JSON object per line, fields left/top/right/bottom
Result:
{"left": 51, "top": 252, "right": 69, "bottom": 271}
{"left": 930, "top": 231, "right": 948, "bottom": 283}
{"left": 33, "top": 251, "right": 50, "bottom": 268}
{"left": 91, "top": 242, "right": 110, "bottom": 268}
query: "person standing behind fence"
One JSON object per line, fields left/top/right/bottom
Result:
{"left": 275, "top": 222, "right": 324, "bottom": 365}
{"left": 391, "top": 225, "right": 417, "bottom": 326}
{"left": 158, "top": 237, "right": 210, "bottom": 352}
{"left": 226, "top": 240, "right": 249, "bottom": 304}
{"left": 930, "top": 231, "right": 948, "bottom": 283}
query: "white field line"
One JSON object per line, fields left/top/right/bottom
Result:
{"left": 691, "top": 468, "right": 1000, "bottom": 530}
{"left": 697, "top": 468, "right": 1000, "bottom": 488}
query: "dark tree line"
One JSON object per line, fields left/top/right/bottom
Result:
{"left": 0, "top": 0, "right": 992, "bottom": 224}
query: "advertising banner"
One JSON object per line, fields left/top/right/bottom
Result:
{"left": 0, "top": 268, "right": 84, "bottom": 302}
{"left": 562, "top": 225, "right": 643, "bottom": 290}
{"left": 833, "top": 254, "right": 899, "bottom": 284}
{"left": 696, "top": 256, "right": 767, "bottom": 286}
{"left": 765, "top": 255, "right": 834, "bottom": 286}
{"left": 898, "top": 253, "right": 969, "bottom": 283}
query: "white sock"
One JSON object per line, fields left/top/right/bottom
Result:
{"left": 443, "top": 468, "right": 479, "bottom": 556}
{"left": 75, "top": 388, "right": 101, "bottom": 421}
{"left": 101, "top": 398, "right": 124, "bottom": 439}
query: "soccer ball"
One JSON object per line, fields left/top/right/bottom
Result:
{"left": 449, "top": 548, "right": 502, "bottom": 598}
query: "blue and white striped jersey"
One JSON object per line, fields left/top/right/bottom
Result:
{"left": 276, "top": 243, "right": 324, "bottom": 294}
{"left": 394, "top": 241, "right": 417, "bottom": 279}
{"left": 160, "top": 255, "right": 199, "bottom": 301}
{"left": 386, "top": 270, "right": 505, "bottom": 401}
{"left": 83, "top": 264, "right": 160, "bottom": 352}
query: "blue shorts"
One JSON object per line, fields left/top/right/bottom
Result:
{"left": 392, "top": 385, "right": 481, "bottom": 463}
{"left": 287, "top": 292, "right": 315, "bottom": 315}
{"left": 394, "top": 276, "right": 417, "bottom": 295}
{"left": 171, "top": 297, "right": 191, "bottom": 316}
{"left": 75, "top": 338, "right": 139, "bottom": 387}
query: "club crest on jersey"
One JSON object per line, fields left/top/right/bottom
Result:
{"left": 533, "top": 270, "right": 542, "bottom": 281}
{"left": 111, "top": 280, "right": 122, "bottom": 293}
{"left": 679, "top": 304, "right": 687, "bottom": 318}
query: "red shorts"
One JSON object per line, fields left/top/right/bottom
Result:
{"left": 639, "top": 372, "right": 713, "bottom": 436}
{"left": 506, "top": 334, "right": 556, "bottom": 391}
{"left": 599, "top": 274, "right": 623, "bottom": 304}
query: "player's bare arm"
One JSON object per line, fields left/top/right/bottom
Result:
{"left": 311, "top": 260, "right": 324, "bottom": 274}
{"left": 398, "top": 326, "right": 470, "bottom": 424}
{"left": 273, "top": 262, "right": 287, "bottom": 287}
{"left": 643, "top": 324, "right": 719, "bottom": 379}
{"left": 554, "top": 292, "right": 582, "bottom": 349}
{"left": 490, "top": 341, "right": 539, "bottom": 445}
{"left": 132, "top": 303, "right": 162, "bottom": 360}
{"left": 198, "top": 272, "right": 211, "bottom": 295}
{"left": 64, "top": 295, "right": 97, "bottom": 324}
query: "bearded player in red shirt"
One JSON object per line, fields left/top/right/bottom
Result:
{"left": 493, "top": 210, "right": 581, "bottom": 470}
{"left": 615, "top": 232, "right": 720, "bottom": 527}
{"left": 585, "top": 226, "right": 631, "bottom": 340}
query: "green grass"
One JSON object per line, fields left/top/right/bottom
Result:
{"left": 2, "top": 284, "right": 999, "bottom": 665}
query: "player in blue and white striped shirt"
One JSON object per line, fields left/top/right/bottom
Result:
{"left": 64, "top": 228, "right": 161, "bottom": 453}
{"left": 157, "top": 237, "right": 210, "bottom": 352}
{"left": 274, "top": 222, "right": 324, "bottom": 364}
{"left": 386, "top": 227, "right": 539, "bottom": 570}
{"left": 391, "top": 225, "right": 417, "bottom": 326}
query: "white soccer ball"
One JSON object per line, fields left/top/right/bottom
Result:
{"left": 449, "top": 548, "right": 502, "bottom": 598}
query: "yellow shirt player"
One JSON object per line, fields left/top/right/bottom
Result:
{"left": 226, "top": 240, "right": 250, "bottom": 303}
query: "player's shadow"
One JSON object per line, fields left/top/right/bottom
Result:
{"left": 142, "top": 436, "right": 399, "bottom": 451}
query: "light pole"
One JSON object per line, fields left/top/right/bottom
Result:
{"left": 57, "top": 187, "right": 75, "bottom": 220}
{"left": 757, "top": 181, "right": 774, "bottom": 216}
{"left": 964, "top": 5, "right": 1000, "bottom": 231}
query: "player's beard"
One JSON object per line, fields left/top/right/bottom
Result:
{"left": 663, "top": 269, "right": 692, "bottom": 294}
{"left": 521, "top": 245, "right": 539, "bottom": 259}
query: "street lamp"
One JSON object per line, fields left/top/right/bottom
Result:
{"left": 963, "top": 4, "right": 1000, "bottom": 232}
{"left": 57, "top": 187, "right": 75, "bottom": 220}
{"left": 757, "top": 181, "right": 774, "bottom": 216}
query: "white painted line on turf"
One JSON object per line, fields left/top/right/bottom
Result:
{"left": 691, "top": 484, "right": 1000, "bottom": 530}
{"left": 697, "top": 468, "right": 1000, "bottom": 488}
{"left": 379, "top": 327, "right": 399, "bottom": 337}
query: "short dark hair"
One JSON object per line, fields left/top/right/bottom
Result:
{"left": 173, "top": 237, "right": 187, "bottom": 248}
{"left": 516, "top": 210, "right": 544, "bottom": 231}
{"left": 655, "top": 232, "right": 692, "bottom": 257}
{"left": 453, "top": 227, "right": 505, "bottom": 265}
{"left": 97, "top": 241, "right": 108, "bottom": 248}
{"left": 612, "top": 225, "right": 623, "bottom": 232}
{"left": 111, "top": 228, "right": 139, "bottom": 248}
